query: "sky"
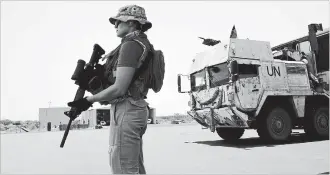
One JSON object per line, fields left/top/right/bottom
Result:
{"left": 1, "top": 1, "right": 329, "bottom": 120}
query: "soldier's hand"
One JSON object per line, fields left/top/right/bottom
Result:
{"left": 101, "top": 52, "right": 111, "bottom": 61}
{"left": 94, "top": 64, "right": 105, "bottom": 77}
{"left": 67, "top": 97, "right": 93, "bottom": 112}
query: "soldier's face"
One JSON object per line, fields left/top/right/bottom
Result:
{"left": 115, "top": 20, "right": 129, "bottom": 38}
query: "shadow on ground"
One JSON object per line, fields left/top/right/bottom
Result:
{"left": 189, "top": 133, "right": 329, "bottom": 150}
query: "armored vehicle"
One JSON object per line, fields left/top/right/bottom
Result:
{"left": 178, "top": 24, "right": 329, "bottom": 141}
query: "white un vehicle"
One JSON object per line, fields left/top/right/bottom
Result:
{"left": 178, "top": 23, "right": 329, "bottom": 142}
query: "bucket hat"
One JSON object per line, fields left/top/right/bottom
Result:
{"left": 109, "top": 5, "right": 152, "bottom": 32}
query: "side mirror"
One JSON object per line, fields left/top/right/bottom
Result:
{"left": 230, "top": 60, "right": 239, "bottom": 82}
{"left": 177, "top": 74, "right": 191, "bottom": 93}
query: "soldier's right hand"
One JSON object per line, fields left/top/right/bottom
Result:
{"left": 94, "top": 64, "right": 105, "bottom": 76}
{"left": 101, "top": 52, "right": 111, "bottom": 61}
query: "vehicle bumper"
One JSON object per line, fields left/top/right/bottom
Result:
{"left": 187, "top": 107, "right": 250, "bottom": 131}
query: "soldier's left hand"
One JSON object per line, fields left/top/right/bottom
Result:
{"left": 67, "top": 97, "right": 93, "bottom": 112}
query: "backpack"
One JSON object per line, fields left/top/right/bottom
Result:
{"left": 134, "top": 44, "right": 165, "bottom": 93}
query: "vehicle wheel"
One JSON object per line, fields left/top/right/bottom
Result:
{"left": 304, "top": 106, "right": 329, "bottom": 138}
{"left": 216, "top": 128, "right": 245, "bottom": 141}
{"left": 257, "top": 107, "right": 292, "bottom": 142}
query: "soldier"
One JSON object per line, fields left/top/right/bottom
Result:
{"left": 300, "top": 52, "right": 324, "bottom": 92}
{"left": 301, "top": 52, "right": 316, "bottom": 79}
{"left": 67, "top": 4, "right": 153, "bottom": 174}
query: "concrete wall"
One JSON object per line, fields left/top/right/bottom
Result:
{"left": 80, "top": 109, "right": 97, "bottom": 127}
{"left": 39, "top": 107, "right": 71, "bottom": 129}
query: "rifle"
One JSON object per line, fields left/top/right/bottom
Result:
{"left": 60, "top": 44, "right": 105, "bottom": 148}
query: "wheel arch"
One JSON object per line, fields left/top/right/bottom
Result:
{"left": 256, "top": 96, "right": 298, "bottom": 122}
{"left": 305, "top": 95, "right": 329, "bottom": 116}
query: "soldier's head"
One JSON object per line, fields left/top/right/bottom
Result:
{"left": 109, "top": 5, "right": 152, "bottom": 38}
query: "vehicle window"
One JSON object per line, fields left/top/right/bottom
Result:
{"left": 191, "top": 70, "right": 206, "bottom": 91}
{"left": 238, "top": 64, "right": 258, "bottom": 79}
{"left": 208, "top": 63, "right": 229, "bottom": 88}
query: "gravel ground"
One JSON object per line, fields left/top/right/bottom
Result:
{"left": 1, "top": 123, "right": 329, "bottom": 174}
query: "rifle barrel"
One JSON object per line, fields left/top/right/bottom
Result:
{"left": 60, "top": 118, "right": 73, "bottom": 148}
{"left": 60, "top": 87, "right": 85, "bottom": 148}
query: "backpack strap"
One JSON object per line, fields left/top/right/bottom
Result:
{"left": 133, "top": 39, "right": 148, "bottom": 68}
{"left": 132, "top": 50, "right": 152, "bottom": 82}
{"left": 131, "top": 40, "right": 153, "bottom": 83}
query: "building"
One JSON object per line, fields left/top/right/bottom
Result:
{"left": 80, "top": 107, "right": 111, "bottom": 127}
{"left": 38, "top": 106, "right": 110, "bottom": 130}
{"left": 80, "top": 107, "right": 156, "bottom": 128}
{"left": 39, "top": 107, "right": 71, "bottom": 129}
{"left": 39, "top": 106, "right": 156, "bottom": 129}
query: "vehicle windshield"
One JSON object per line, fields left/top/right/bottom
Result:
{"left": 191, "top": 69, "right": 206, "bottom": 91}
{"left": 190, "top": 63, "right": 229, "bottom": 91}
{"left": 208, "top": 63, "right": 229, "bottom": 87}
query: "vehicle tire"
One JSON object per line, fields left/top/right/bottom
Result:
{"left": 257, "top": 107, "right": 292, "bottom": 142}
{"left": 304, "top": 106, "right": 329, "bottom": 139}
{"left": 216, "top": 128, "right": 245, "bottom": 141}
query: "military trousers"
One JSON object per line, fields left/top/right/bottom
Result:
{"left": 108, "top": 97, "right": 149, "bottom": 174}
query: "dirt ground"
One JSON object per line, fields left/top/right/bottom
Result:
{"left": 1, "top": 123, "right": 329, "bottom": 174}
